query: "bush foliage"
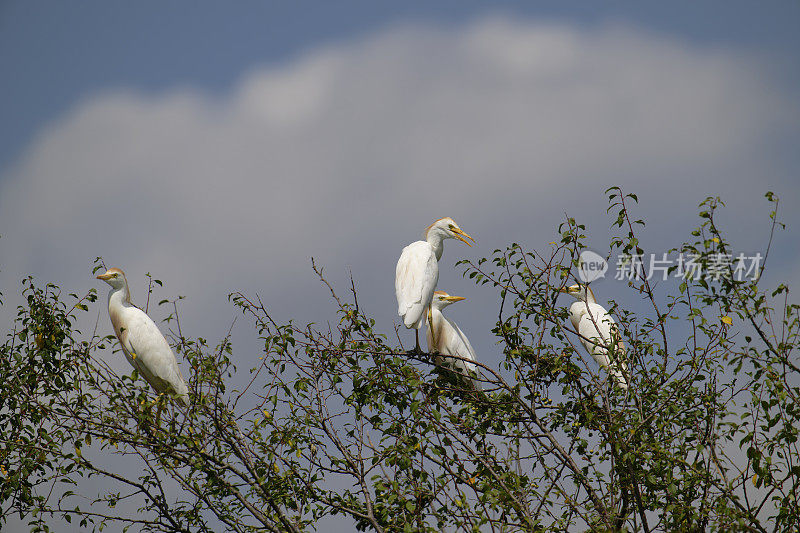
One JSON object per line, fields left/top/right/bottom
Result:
{"left": 1, "top": 190, "right": 798, "bottom": 531}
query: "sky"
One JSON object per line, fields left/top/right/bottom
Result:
{"left": 1, "top": 1, "right": 800, "bottom": 530}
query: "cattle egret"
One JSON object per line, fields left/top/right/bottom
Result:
{"left": 96, "top": 268, "right": 190, "bottom": 407}
{"left": 426, "top": 291, "right": 482, "bottom": 390}
{"left": 560, "top": 284, "right": 629, "bottom": 390}
{"left": 396, "top": 217, "right": 474, "bottom": 352}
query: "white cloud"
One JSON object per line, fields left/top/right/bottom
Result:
{"left": 1, "top": 16, "right": 798, "bottom": 350}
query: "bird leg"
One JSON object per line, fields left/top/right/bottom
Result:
{"left": 136, "top": 399, "right": 149, "bottom": 437}
{"left": 154, "top": 394, "right": 165, "bottom": 429}
{"left": 406, "top": 329, "right": 423, "bottom": 355}
{"left": 427, "top": 305, "right": 436, "bottom": 351}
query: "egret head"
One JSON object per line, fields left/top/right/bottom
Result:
{"left": 431, "top": 290, "right": 466, "bottom": 311}
{"left": 559, "top": 283, "right": 596, "bottom": 303}
{"left": 96, "top": 267, "right": 127, "bottom": 289}
{"left": 425, "top": 217, "right": 475, "bottom": 247}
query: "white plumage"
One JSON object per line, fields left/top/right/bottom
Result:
{"left": 97, "top": 268, "right": 190, "bottom": 406}
{"left": 426, "top": 291, "right": 482, "bottom": 390}
{"left": 395, "top": 217, "right": 474, "bottom": 351}
{"left": 396, "top": 241, "right": 439, "bottom": 329}
{"left": 561, "top": 284, "right": 629, "bottom": 390}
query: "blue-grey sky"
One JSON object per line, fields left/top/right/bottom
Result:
{"left": 1, "top": 2, "right": 800, "bottom": 530}
{"left": 2, "top": 1, "right": 799, "bottom": 171}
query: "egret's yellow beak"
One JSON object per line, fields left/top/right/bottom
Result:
{"left": 558, "top": 286, "right": 577, "bottom": 294}
{"left": 443, "top": 295, "right": 466, "bottom": 303}
{"left": 96, "top": 272, "right": 113, "bottom": 281}
{"left": 452, "top": 228, "right": 475, "bottom": 247}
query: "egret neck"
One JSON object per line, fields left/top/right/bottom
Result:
{"left": 425, "top": 226, "right": 446, "bottom": 260}
{"left": 579, "top": 285, "right": 597, "bottom": 304}
{"left": 107, "top": 274, "right": 133, "bottom": 336}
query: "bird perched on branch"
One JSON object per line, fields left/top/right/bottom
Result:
{"left": 395, "top": 217, "right": 474, "bottom": 352}
{"left": 426, "top": 291, "right": 482, "bottom": 390}
{"left": 560, "top": 284, "right": 629, "bottom": 390}
{"left": 96, "top": 268, "right": 190, "bottom": 407}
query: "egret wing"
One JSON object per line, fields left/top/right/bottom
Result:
{"left": 577, "top": 310, "right": 612, "bottom": 368}
{"left": 577, "top": 303, "right": 628, "bottom": 389}
{"left": 437, "top": 317, "right": 481, "bottom": 390}
{"left": 396, "top": 241, "right": 438, "bottom": 329}
{"left": 123, "top": 307, "right": 190, "bottom": 403}
{"left": 450, "top": 321, "right": 478, "bottom": 372}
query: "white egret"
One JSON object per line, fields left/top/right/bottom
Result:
{"left": 395, "top": 217, "right": 474, "bottom": 352}
{"left": 560, "top": 284, "right": 629, "bottom": 390}
{"left": 97, "top": 268, "right": 190, "bottom": 407}
{"left": 426, "top": 291, "right": 482, "bottom": 390}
